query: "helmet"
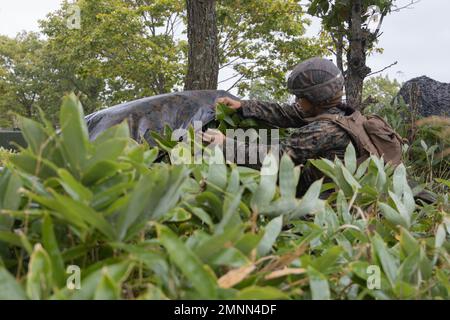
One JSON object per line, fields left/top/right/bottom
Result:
{"left": 287, "top": 57, "right": 344, "bottom": 105}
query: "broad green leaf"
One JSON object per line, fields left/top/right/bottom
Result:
{"left": 311, "top": 246, "right": 343, "bottom": 274}
{"left": 251, "top": 152, "right": 278, "bottom": 209}
{"left": 236, "top": 286, "right": 289, "bottom": 300}
{"left": 308, "top": 267, "right": 330, "bottom": 300}
{"left": 235, "top": 232, "right": 264, "bottom": 256}
{"left": 344, "top": 143, "right": 357, "bottom": 175}
{"left": 418, "top": 248, "right": 433, "bottom": 280}
{"left": 157, "top": 224, "right": 217, "bottom": 299}
{"left": 138, "top": 284, "right": 169, "bottom": 300}
{"left": 379, "top": 202, "right": 409, "bottom": 229}
{"left": 291, "top": 179, "right": 323, "bottom": 218}
{"left": 257, "top": 216, "right": 282, "bottom": 257}
{"left": 392, "top": 164, "right": 415, "bottom": 215}
{"left": 393, "top": 281, "right": 416, "bottom": 299}
{"left": 260, "top": 198, "right": 302, "bottom": 218}
{"left": 355, "top": 157, "right": 370, "bottom": 179}
{"left": 93, "top": 268, "right": 121, "bottom": 300}
{"left": 49, "top": 191, "right": 116, "bottom": 240}
{"left": 371, "top": 155, "right": 387, "bottom": 192}
{"left": 162, "top": 207, "right": 191, "bottom": 222}
{"left": 435, "top": 224, "right": 446, "bottom": 249}
{"left": 0, "top": 231, "right": 22, "bottom": 247}
{"left": 25, "top": 192, "right": 88, "bottom": 231}
{"left": 336, "top": 190, "right": 351, "bottom": 224}
{"left": 194, "top": 223, "right": 244, "bottom": 262}
{"left": 436, "top": 270, "right": 450, "bottom": 296}
{"left": 279, "top": 154, "right": 299, "bottom": 198}
{"left": 150, "top": 166, "right": 191, "bottom": 220}
{"left": 57, "top": 169, "right": 93, "bottom": 203}
{"left": 216, "top": 190, "right": 242, "bottom": 233}
{"left": 18, "top": 116, "right": 49, "bottom": 155}
{"left": 42, "top": 214, "right": 65, "bottom": 287}
{"left": 340, "top": 165, "right": 361, "bottom": 191}
{"left": 190, "top": 207, "right": 214, "bottom": 231}
{"left": 86, "top": 138, "right": 128, "bottom": 168}
{"left": 209, "top": 247, "right": 249, "bottom": 268}
{"left": 11, "top": 151, "right": 58, "bottom": 179}
{"left": 196, "top": 191, "right": 223, "bottom": 220}
{"left": 207, "top": 146, "right": 227, "bottom": 191}
{"left": 397, "top": 249, "right": 419, "bottom": 282}
{"left": 68, "top": 261, "right": 132, "bottom": 300}
{"left": 81, "top": 161, "right": 124, "bottom": 185}
{"left": 372, "top": 233, "right": 398, "bottom": 287}
{"left": 93, "top": 121, "right": 130, "bottom": 146}
{"left": 110, "top": 243, "right": 168, "bottom": 282}
{"left": 393, "top": 164, "right": 409, "bottom": 196}
{"left": 226, "top": 167, "right": 240, "bottom": 194}
{"left": 399, "top": 227, "right": 419, "bottom": 256}
{"left": 388, "top": 191, "right": 412, "bottom": 227}
{"left": 143, "top": 148, "right": 159, "bottom": 166}
{"left": 310, "top": 158, "right": 336, "bottom": 179}
{"left": 91, "top": 181, "right": 135, "bottom": 211}
{"left": 59, "top": 93, "right": 89, "bottom": 173}
{"left": 0, "top": 266, "right": 27, "bottom": 300}
{"left": 26, "top": 244, "right": 53, "bottom": 300}
{"left": 116, "top": 173, "right": 162, "bottom": 240}
{"left": 0, "top": 170, "right": 22, "bottom": 211}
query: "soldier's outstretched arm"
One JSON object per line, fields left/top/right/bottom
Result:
{"left": 215, "top": 97, "right": 307, "bottom": 128}
{"left": 239, "top": 100, "right": 308, "bottom": 128}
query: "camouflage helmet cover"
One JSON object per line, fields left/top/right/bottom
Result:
{"left": 287, "top": 57, "right": 344, "bottom": 104}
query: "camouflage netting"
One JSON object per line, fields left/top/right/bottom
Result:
{"left": 396, "top": 76, "right": 450, "bottom": 117}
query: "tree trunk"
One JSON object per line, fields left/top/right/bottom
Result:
{"left": 335, "top": 32, "right": 344, "bottom": 74}
{"left": 185, "top": 0, "right": 219, "bottom": 90}
{"left": 345, "top": 0, "right": 371, "bottom": 109}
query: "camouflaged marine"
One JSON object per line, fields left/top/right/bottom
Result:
{"left": 210, "top": 57, "right": 404, "bottom": 195}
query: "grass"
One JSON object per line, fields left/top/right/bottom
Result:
{"left": 0, "top": 94, "right": 448, "bottom": 300}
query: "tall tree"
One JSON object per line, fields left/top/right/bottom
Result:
{"left": 216, "top": 0, "right": 327, "bottom": 98}
{"left": 185, "top": 0, "right": 219, "bottom": 90}
{"left": 308, "top": 0, "right": 419, "bottom": 109}
{"left": 0, "top": 0, "right": 326, "bottom": 127}
{"left": 0, "top": 32, "right": 64, "bottom": 126}
{"left": 40, "top": 0, "right": 186, "bottom": 107}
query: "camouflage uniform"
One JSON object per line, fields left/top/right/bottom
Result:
{"left": 235, "top": 100, "right": 356, "bottom": 195}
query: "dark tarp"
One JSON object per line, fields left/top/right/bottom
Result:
{"left": 85, "top": 90, "right": 239, "bottom": 145}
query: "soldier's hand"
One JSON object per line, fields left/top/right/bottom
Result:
{"left": 216, "top": 97, "right": 241, "bottom": 110}
{"left": 202, "top": 129, "right": 226, "bottom": 145}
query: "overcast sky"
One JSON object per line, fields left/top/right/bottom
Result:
{"left": 0, "top": 0, "right": 449, "bottom": 89}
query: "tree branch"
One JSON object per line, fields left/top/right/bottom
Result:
{"left": 226, "top": 74, "right": 246, "bottom": 91}
{"left": 367, "top": 61, "right": 398, "bottom": 77}
{"left": 218, "top": 73, "right": 241, "bottom": 84}
{"left": 391, "top": 0, "right": 421, "bottom": 12}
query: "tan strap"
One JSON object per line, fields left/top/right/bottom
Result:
{"left": 304, "top": 111, "right": 378, "bottom": 159}
{"left": 303, "top": 113, "right": 342, "bottom": 123}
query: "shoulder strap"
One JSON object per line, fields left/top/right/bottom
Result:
{"left": 304, "top": 111, "right": 380, "bottom": 160}
{"left": 303, "top": 113, "right": 342, "bottom": 123}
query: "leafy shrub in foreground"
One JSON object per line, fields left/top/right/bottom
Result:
{"left": 0, "top": 94, "right": 448, "bottom": 300}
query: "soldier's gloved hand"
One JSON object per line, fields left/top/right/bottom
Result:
{"left": 202, "top": 129, "right": 226, "bottom": 145}
{"left": 216, "top": 97, "right": 241, "bottom": 110}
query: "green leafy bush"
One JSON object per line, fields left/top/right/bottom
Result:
{"left": 0, "top": 148, "right": 13, "bottom": 167}
{"left": 365, "top": 97, "right": 449, "bottom": 193}
{"left": 0, "top": 94, "right": 448, "bottom": 300}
